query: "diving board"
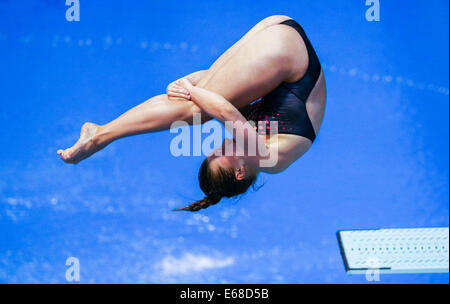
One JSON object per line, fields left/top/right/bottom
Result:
{"left": 337, "top": 227, "right": 449, "bottom": 274}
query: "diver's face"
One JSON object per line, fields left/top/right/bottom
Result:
{"left": 208, "top": 138, "right": 243, "bottom": 172}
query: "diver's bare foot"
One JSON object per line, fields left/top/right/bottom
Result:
{"left": 57, "top": 122, "right": 103, "bottom": 164}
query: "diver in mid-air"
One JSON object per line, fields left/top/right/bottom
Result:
{"left": 57, "top": 15, "right": 327, "bottom": 211}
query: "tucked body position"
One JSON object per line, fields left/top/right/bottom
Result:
{"left": 57, "top": 15, "right": 327, "bottom": 211}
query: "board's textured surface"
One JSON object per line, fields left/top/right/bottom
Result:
{"left": 338, "top": 228, "right": 449, "bottom": 274}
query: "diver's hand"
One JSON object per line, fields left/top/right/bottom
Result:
{"left": 167, "top": 79, "right": 191, "bottom": 101}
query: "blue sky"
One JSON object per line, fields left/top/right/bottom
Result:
{"left": 0, "top": 0, "right": 448, "bottom": 283}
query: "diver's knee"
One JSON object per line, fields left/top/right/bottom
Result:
{"left": 178, "top": 102, "right": 209, "bottom": 123}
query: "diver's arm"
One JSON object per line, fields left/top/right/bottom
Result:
{"left": 179, "top": 79, "right": 271, "bottom": 157}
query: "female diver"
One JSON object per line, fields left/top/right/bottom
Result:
{"left": 57, "top": 15, "right": 327, "bottom": 211}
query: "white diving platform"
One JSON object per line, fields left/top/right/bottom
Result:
{"left": 337, "top": 227, "right": 449, "bottom": 275}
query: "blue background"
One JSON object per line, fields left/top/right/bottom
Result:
{"left": 0, "top": 0, "right": 448, "bottom": 283}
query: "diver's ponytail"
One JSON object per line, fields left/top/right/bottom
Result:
{"left": 173, "top": 157, "right": 257, "bottom": 212}
{"left": 173, "top": 195, "right": 221, "bottom": 212}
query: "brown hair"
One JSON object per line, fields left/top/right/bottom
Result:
{"left": 173, "top": 158, "right": 257, "bottom": 212}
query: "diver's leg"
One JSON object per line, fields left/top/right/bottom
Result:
{"left": 197, "top": 23, "right": 307, "bottom": 108}
{"left": 96, "top": 94, "right": 206, "bottom": 140}
{"left": 57, "top": 94, "right": 206, "bottom": 164}
{"left": 58, "top": 18, "right": 306, "bottom": 164}
{"left": 205, "top": 15, "right": 293, "bottom": 74}
{"left": 95, "top": 23, "right": 305, "bottom": 150}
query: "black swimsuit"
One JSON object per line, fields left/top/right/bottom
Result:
{"left": 242, "top": 19, "right": 321, "bottom": 142}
